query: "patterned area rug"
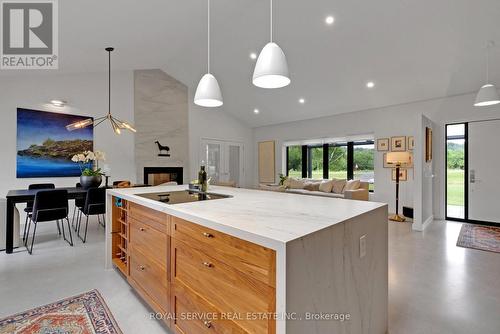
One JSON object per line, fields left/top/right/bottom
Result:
{"left": 0, "top": 290, "right": 122, "bottom": 334}
{"left": 457, "top": 224, "right": 500, "bottom": 253}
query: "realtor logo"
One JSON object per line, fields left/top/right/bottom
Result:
{"left": 1, "top": 0, "right": 58, "bottom": 69}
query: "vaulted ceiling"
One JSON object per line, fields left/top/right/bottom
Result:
{"left": 3, "top": 0, "right": 500, "bottom": 127}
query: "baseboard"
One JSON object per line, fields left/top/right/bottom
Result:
{"left": 412, "top": 215, "right": 433, "bottom": 232}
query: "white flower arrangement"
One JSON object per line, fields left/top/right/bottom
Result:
{"left": 71, "top": 150, "right": 106, "bottom": 176}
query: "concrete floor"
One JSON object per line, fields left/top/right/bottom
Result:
{"left": 0, "top": 218, "right": 170, "bottom": 334}
{"left": 1, "top": 219, "right": 499, "bottom": 334}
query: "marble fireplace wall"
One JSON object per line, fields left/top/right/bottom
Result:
{"left": 134, "top": 69, "right": 189, "bottom": 184}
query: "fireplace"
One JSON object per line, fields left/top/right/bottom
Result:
{"left": 144, "top": 167, "right": 183, "bottom": 186}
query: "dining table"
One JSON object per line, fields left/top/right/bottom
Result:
{"left": 4, "top": 187, "right": 91, "bottom": 254}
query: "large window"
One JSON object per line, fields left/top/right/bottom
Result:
{"left": 307, "top": 146, "right": 323, "bottom": 179}
{"left": 286, "top": 139, "right": 374, "bottom": 191}
{"left": 328, "top": 144, "right": 347, "bottom": 179}
{"left": 286, "top": 145, "right": 302, "bottom": 178}
{"left": 353, "top": 142, "right": 375, "bottom": 191}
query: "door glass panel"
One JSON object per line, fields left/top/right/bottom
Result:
{"left": 446, "top": 124, "right": 465, "bottom": 219}
{"left": 206, "top": 143, "right": 221, "bottom": 184}
{"left": 353, "top": 143, "right": 375, "bottom": 191}
{"left": 307, "top": 146, "right": 323, "bottom": 179}
{"left": 227, "top": 145, "right": 240, "bottom": 186}
{"left": 287, "top": 146, "right": 302, "bottom": 177}
{"left": 328, "top": 144, "right": 347, "bottom": 179}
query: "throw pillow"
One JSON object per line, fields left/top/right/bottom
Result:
{"left": 332, "top": 179, "right": 346, "bottom": 194}
{"left": 304, "top": 182, "right": 320, "bottom": 191}
{"left": 344, "top": 180, "right": 361, "bottom": 192}
{"left": 289, "top": 178, "right": 305, "bottom": 189}
{"left": 319, "top": 180, "right": 334, "bottom": 193}
{"left": 283, "top": 177, "right": 291, "bottom": 188}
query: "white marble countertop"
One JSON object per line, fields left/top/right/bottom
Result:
{"left": 107, "top": 185, "right": 386, "bottom": 250}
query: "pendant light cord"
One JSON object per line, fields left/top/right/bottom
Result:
{"left": 270, "top": 0, "right": 273, "bottom": 42}
{"left": 108, "top": 49, "right": 111, "bottom": 116}
{"left": 208, "top": 0, "right": 211, "bottom": 74}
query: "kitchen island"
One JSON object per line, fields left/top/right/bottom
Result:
{"left": 105, "top": 185, "right": 388, "bottom": 334}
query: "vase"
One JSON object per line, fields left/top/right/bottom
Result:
{"left": 80, "top": 175, "right": 102, "bottom": 189}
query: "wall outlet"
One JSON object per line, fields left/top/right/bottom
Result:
{"left": 359, "top": 235, "right": 367, "bottom": 258}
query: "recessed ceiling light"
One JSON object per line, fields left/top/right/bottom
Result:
{"left": 366, "top": 81, "right": 375, "bottom": 88}
{"left": 299, "top": 98, "right": 306, "bottom": 104}
{"left": 250, "top": 52, "right": 257, "bottom": 60}
{"left": 50, "top": 99, "right": 67, "bottom": 107}
{"left": 253, "top": 108, "right": 260, "bottom": 114}
{"left": 325, "top": 16, "right": 335, "bottom": 25}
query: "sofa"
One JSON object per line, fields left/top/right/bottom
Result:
{"left": 282, "top": 177, "right": 370, "bottom": 201}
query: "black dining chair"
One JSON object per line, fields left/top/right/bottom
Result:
{"left": 72, "top": 183, "right": 86, "bottom": 231}
{"left": 23, "top": 183, "right": 55, "bottom": 242}
{"left": 24, "top": 189, "right": 72, "bottom": 254}
{"left": 77, "top": 187, "right": 106, "bottom": 243}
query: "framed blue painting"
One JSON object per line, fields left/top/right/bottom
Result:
{"left": 16, "top": 108, "right": 94, "bottom": 178}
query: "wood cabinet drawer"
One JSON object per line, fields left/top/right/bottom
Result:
{"left": 172, "top": 216, "right": 275, "bottom": 287}
{"left": 173, "top": 282, "right": 248, "bottom": 334}
{"left": 173, "top": 239, "right": 275, "bottom": 334}
{"left": 129, "top": 202, "right": 170, "bottom": 234}
{"left": 129, "top": 217, "right": 168, "bottom": 268}
{"left": 130, "top": 247, "right": 169, "bottom": 312}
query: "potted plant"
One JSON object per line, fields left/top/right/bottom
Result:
{"left": 71, "top": 150, "right": 106, "bottom": 189}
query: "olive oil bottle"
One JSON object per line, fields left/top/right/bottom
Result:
{"left": 198, "top": 166, "right": 208, "bottom": 192}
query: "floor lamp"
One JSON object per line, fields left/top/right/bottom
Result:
{"left": 387, "top": 152, "right": 411, "bottom": 222}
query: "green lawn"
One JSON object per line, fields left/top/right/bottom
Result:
{"left": 447, "top": 169, "right": 464, "bottom": 206}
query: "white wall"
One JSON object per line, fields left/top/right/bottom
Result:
{"left": 0, "top": 71, "right": 136, "bottom": 198}
{"left": 253, "top": 92, "right": 500, "bottom": 225}
{"left": 188, "top": 93, "right": 254, "bottom": 188}
{"left": 413, "top": 115, "right": 435, "bottom": 231}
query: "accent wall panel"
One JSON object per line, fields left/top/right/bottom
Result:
{"left": 258, "top": 141, "right": 275, "bottom": 184}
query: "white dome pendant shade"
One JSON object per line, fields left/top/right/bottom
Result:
{"left": 194, "top": 0, "right": 223, "bottom": 108}
{"left": 475, "top": 41, "right": 500, "bottom": 107}
{"left": 475, "top": 84, "right": 500, "bottom": 107}
{"left": 253, "top": 0, "right": 290, "bottom": 89}
{"left": 194, "top": 73, "right": 223, "bottom": 107}
{"left": 253, "top": 42, "right": 290, "bottom": 89}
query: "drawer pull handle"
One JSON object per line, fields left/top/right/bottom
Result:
{"left": 139, "top": 228, "right": 145, "bottom": 232}
{"left": 139, "top": 265, "right": 145, "bottom": 271}
{"left": 203, "top": 320, "right": 212, "bottom": 328}
{"left": 202, "top": 262, "right": 213, "bottom": 268}
{"left": 202, "top": 232, "right": 214, "bottom": 238}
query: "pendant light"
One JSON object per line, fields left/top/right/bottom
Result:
{"left": 194, "top": 0, "right": 223, "bottom": 107}
{"left": 253, "top": 0, "right": 290, "bottom": 89}
{"left": 475, "top": 41, "right": 500, "bottom": 107}
{"left": 67, "top": 47, "right": 136, "bottom": 134}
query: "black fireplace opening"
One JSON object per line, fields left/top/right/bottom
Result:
{"left": 144, "top": 167, "right": 183, "bottom": 186}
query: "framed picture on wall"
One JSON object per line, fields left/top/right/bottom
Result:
{"left": 391, "top": 136, "right": 406, "bottom": 151}
{"left": 392, "top": 168, "right": 408, "bottom": 181}
{"left": 16, "top": 108, "right": 94, "bottom": 178}
{"left": 408, "top": 136, "right": 415, "bottom": 150}
{"left": 377, "top": 138, "right": 389, "bottom": 151}
{"left": 425, "top": 127, "right": 432, "bottom": 162}
{"left": 384, "top": 152, "right": 414, "bottom": 168}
